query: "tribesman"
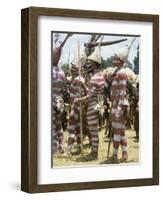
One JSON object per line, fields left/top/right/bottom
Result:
{"left": 66, "top": 55, "right": 87, "bottom": 156}
{"left": 75, "top": 46, "right": 105, "bottom": 160}
{"left": 109, "top": 50, "right": 129, "bottom": 163}
{"left": 52, "top": 34, "right": 71, "bottom": 155}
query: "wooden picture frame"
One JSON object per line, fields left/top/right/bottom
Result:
{"left": 21, "top": 6, "right": 159, "bottom": 193}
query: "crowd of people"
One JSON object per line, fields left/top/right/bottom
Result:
{"left": 52, "top": 34, "right": 139, "bottom": 163}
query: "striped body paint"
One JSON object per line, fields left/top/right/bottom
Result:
{"left": 67, "top": 76, "right": 86, "bottom": 152}
{"left": 110, "top": 68, "right": 128, "bottom": 157}
{"left": 85, "top": 72, "right": 104, "bottom": 153}
{"left": 52, "top": 66, "right": 65, "bottom": 154}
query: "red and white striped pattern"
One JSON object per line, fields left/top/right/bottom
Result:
{"left": 52, "top": 66, "right": 65, "bottom": 154}
{"left": 86, "top": 72, "right": 104, "bottom": 153}
{"left": 52, "top": 109, "right": 64, "bottom": 154}
{"left": 67, "top": 76, "right": 86, "bottom": 152}
{"left": 110, "top": 68, "right": 128, "bottom": 157}
{"left": 70, "top": 76, "right": 86, "bottom": 103}
{"left": 52, "top": 66, "right": 65, "bottom": 97}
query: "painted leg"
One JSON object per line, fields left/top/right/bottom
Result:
{"left": 110, "top": 132, "right": 120, "bottom": 163}
{"left": 52, "top": 110, "right": 58, "bottom": 154}
{"left": 56, "top": 112, "right": 64, "bottom": 154}
{"left": 120, "top": 132, "right": 128, "bottom": 162}
{"left": 86, "top": 108, "right": 99, "bottom": 160}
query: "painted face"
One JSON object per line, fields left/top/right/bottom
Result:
{"left": 70, "top": 64, "right": 79, "bottom": 77}
{"left": 86, "top": 59, "right": 92, "bottom": 68}
{"left": 112, "top": 56, "right": 124, "bottom": 67}
{"left": 84, "top": 59, "right": 94, "bottom": 74}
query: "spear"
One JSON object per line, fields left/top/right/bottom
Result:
{"left": 125, "top": 37, "right": 136, "bottom": 60}
{"left": 77, "top": 40, "right": 84, "bottom": 156}
{"left": 98, "top": 35, "right": 104, "bottom": 47}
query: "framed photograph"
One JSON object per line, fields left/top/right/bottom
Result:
{"left": 21, "top": 7, "right": 159, "bottom": 193}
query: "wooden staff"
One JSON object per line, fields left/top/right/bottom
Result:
{"left": 126, "top": 37, "right": 136, "bottom": 59}
{"left": 107, "top": 102, "right": 113, "bottom": 159}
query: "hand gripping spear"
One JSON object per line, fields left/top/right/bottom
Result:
{"left": 77, "top": 40, "right": 84, "bottom": 156}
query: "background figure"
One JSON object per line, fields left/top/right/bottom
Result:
{"left": 110, "top": 52, "right": 128, "bottom": 163}
{"left": 52, "top": 68, "right": 65, "bottom": 154}
{"left": 67, "top": 58, "right": 87, "bottom": 155}
{"left": 52, "top": 34, "right": 71, "bottom": 154}
{"left": 86, "top": 72, "right": 104, "bottom": 159}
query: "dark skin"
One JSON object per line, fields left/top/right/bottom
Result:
{"left": 112, "top": 56, "right": 124, "bottom": 68}
{"left": 74, "top": 59, "right": 100, "bottom": 104}
{"left": 87, "top": 60, "right": 99, "bottom": 69}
